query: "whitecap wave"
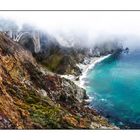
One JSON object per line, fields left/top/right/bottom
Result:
{"left": 79, "top": 54, "right": 111, "bottom": 89}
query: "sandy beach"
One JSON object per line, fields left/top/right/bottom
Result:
{"left": 61, "top": 54, "right": 111, "bottom": 89}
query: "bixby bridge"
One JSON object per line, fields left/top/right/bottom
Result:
{"left": 5, "top": 31, "right": 41, "bottom": 53}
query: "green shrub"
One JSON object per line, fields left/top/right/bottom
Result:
{"left": 30, "top": 104, "right": 62, "bottom": 128}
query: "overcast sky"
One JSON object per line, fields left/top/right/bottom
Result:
{"left": 1, "top": 11, "right": 140, "bottom": 48}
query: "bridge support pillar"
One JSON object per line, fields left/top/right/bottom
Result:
{"left": 32, "top": 31, "right": 41, "bottom": 53}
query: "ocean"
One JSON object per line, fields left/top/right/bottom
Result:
{"left": 86, "top": 49, "right": 140, "bottom": 129}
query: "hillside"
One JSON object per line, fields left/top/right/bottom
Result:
{"left": 0, "top": 32, "right": 118, "bottom": 129}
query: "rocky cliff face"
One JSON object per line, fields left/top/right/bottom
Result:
{"left": 0, "top": 32, "right": 117, "bottom": 129}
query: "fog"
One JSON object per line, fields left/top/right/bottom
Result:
{"left": 0, "top": 12, "right": 140, "bottom": 49}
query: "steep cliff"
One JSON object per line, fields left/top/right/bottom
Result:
{"left": 0, "top": 32, "right": 118, "bottom": 129}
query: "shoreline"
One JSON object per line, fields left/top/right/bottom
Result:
{"left": 60, "top": 54, "right": 111, "bottom": 104}
{"left": 60, "top": 54, "right": 119, "bottom": 129}
{"left": 78, "top": 54, "right": 111, "bottom": 89}
{"left": 61, "top": 54, "right": 111, "bottom": 90}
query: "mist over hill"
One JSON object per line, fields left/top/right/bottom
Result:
{"left": 0, "top": 18, "right": 124, "bottom": 76}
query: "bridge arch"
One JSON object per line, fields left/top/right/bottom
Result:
{"left": 15, "top": 31, "right": 40, "bottom": 53}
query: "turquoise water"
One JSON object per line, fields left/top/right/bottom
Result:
{"left": 86, "top": 50, "right": 140, "bottom": 129}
